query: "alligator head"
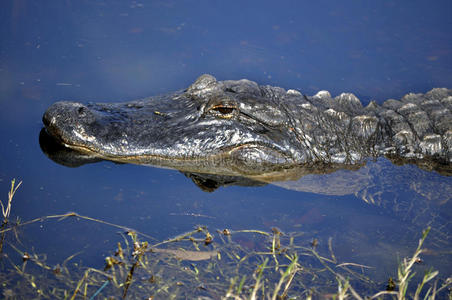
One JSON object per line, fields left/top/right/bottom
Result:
{"left": 42, "top": 75, "right": 317, "bottom": 178}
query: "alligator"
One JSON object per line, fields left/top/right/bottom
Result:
{"left": 40, "top": 75, "right": 452, "bottom": 246}
{"left": 42, "top": 74, "right": 451, "bottom": 180}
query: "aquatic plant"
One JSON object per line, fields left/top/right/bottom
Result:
{"left": 0, "top": 178, "right": 21, "bottom": 225}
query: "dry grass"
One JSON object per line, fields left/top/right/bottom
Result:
{"left": 1, "top": 179, "right": 22, "bottom": 225}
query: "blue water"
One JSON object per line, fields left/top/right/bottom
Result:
{"left": 1, "top": 1, "right": 451, "bottom": 297}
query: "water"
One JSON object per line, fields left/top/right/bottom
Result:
{"left": 1, "top": 1, "right": 451, "bottom": 298}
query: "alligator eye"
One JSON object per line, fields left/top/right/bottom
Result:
{"left": 212, "top": 106, "right": 234, "bottom": 114}
{"left": 208, "top": 104, "right": 237, "bottom": 119}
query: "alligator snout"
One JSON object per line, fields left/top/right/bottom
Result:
{"left": 43, "top": 101, "right": 95, "bottom": 146}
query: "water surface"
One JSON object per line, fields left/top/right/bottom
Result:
{"left": 1, "top": 1, "right": 451, "bottom": 298}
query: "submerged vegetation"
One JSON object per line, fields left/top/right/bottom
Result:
{"left": 0, "top": 180, "right": 451, "bottom": 299}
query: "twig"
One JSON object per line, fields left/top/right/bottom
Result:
{"left": 1, "top": 179, "right": 22, "bottom": 224}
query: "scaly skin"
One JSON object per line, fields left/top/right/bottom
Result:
{"left": 42, "top": 74, "right": 452, "bottom": 176}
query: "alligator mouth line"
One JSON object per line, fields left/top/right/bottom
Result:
{"left": 57, "top": 138, "right": 291, "bottom": 164}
